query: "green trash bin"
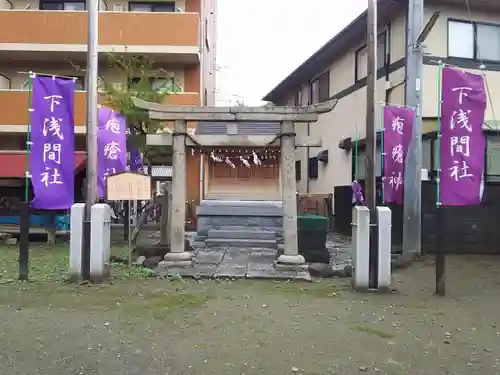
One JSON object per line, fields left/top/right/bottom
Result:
{"left": 297, "top": 214, "right": 330, "bottom": 263}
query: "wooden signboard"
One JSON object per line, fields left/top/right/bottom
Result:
{"left": 106, "top": 172, "right": 152, "bottom": 201}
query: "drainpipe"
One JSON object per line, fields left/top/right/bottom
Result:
{"left": 385, "top": 22, "right": 391, "bottom": 103}
{"left": 306, "top": 84, "right": 312, "bottom": 194}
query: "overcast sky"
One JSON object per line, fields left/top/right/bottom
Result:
{"left": 215, "top": 0, "right": 368, "bottom": 106}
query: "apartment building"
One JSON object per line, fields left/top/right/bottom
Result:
{"left": 263, "top": 0, "right": 500, "bottom": 195}
{"left": 0, "top": 0, "right": 216, "bottom": 202}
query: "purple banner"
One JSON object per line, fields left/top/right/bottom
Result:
{"left": 383, "top": 105, "right": 414, "bottom": 204}
{"left": 30, "top": 76, "right": 75, "bottom": 210}
{"left": 128, "top": 129, "right": 144, "bottom": 172}
{"left": 98, "top": 107, "right": 127, "bottom": 198}
{"left": 129, "top": 148, "right": 144, "bottom": 172}
{"left": 351, "top": 180, "right": 364, "bottom": 205}
{"left": 440, "top": 66, "right": 486, "bottom": 206}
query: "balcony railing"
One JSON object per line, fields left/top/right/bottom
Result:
{"left": 0, "top": 90, "right": 200, "bottom": 126}
{"left": 0, "top": 10, "right": 200, "bottom": 47}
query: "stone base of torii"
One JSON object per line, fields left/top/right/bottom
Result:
{"left": 132, "top": 98, "right": 337, "bottom": 268}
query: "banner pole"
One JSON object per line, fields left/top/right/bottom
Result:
{"left": 24, "top": 73, "right": 33, "bottom": 202}
{"left": 82, "top": 0, "right": 100, "bottom": 281}
{"left": 354, "top": 124, "right": 358, "bottom": 180}
{"left": 380, "top": 105, "right": 385, "bottom": 203}
{"left": 435, "top": 63, "right": 445, "bottom": 297}
{"left": 19, "top": 72, "right": 34, "bottom": 281}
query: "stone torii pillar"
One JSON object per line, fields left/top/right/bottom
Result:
{"left": 133, "top": 98, "right": 337, "bottom": 267}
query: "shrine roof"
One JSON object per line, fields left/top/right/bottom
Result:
{"left": 195, "top": 121, "right": 281, "bottom": 135}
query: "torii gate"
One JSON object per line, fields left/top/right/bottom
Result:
{"left": 133, "top": 98, "right": 337, "bottom": 268}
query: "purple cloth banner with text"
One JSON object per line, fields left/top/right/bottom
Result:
{"left": 129, "top": 147, "right": 143, "bottom": 172}
{"left": 98, "top": 107, "right": 127, "bottom": 198}
{"left": 128, "top": 129, "right": 144, "bottom": 172}
{"left": 383, "top": 105, "right": 414, "bottom": 204}
{"left": 351, "top": 181, "right": 364, "bottom": 205}
{"left": 30, "top": 76, "right": 75, "bottom": 210}
{"left": 440, "top": 66, "right": 486, "bottom": 206}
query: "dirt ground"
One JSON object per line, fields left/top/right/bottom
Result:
{"left": 0, "top": 245, "right": 499, "bottom": 375}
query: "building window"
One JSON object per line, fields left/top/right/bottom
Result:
{"left": 310, "top": 71, "right": 330, "bottom": 104}
{"left": 70, "top": 76, "right": 85, "bottom": 90}
{"left": 487, "top": 134, "right": 500, "bottom": 181}
{"left": 448, "top": 20, "right": 500, "bottom": 61}
{"left": 129, "top": 2, "right": 175, "bottom": 12}
{"left": 40, "top": 0, "right": 85, "bottom": 10}
{"left": 308, "top": 157, "right": 319, "bottom": 179}
{"left": 355, "top": 32, "right": 387, "bottom": 81}
{"left": 295, "top": 160, "right": 301, "bottom": 181}
{"left": 0, "top": 134, "right": 27, "bottom": 151}
{"left": 129, "top": 76, "right": 175, "bottom": 93}
{"left": 75, "top": 135, "right": 87, "bottom": 151}
{"left": 422, "top": 138, "right": 432, "bottom": 171}
{"left": 353, "top": 147, "right": 383, "bottom": 180}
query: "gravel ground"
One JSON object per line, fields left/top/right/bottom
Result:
{"left": 0, "top": 248, "right": 499, "bottom": 375}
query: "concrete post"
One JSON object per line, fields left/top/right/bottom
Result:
{"left": 352, "top": 205, "right": 370, "bottom": 290}
{"left": 377, "top": 206, "right": 392, "bottom": 291}
{"left": 69, "top": 203, "right": 85, "bottom": 280}
{"left": 276, "top": 121, "right": 305, "bottom": 266}
{"left": 90, "top": 203, "right": 111, "bottom": 281}
{"left": 164, "top": 119, "right": 192, "bottom": 266}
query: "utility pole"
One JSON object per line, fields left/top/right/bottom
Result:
{"left": 81, "top": 0, "right": 99, "bottom": 280}
{"left": 403, "top": 0, "right": 424, "bottom": 257}
{"left": 365, "top": 0, "right": 378, "bottom": 289}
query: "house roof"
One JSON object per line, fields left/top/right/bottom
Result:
{"left": 262, "top": 0, "right": 407, "bottom": 103}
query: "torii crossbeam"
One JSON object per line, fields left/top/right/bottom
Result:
{"left": 133, "top": 98, "right": 337, "bottom": 267}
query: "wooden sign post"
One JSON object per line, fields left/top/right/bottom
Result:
{"left": 106, "top": 172, "right": 152, "bottom": 266}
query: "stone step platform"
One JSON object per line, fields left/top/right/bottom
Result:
{"left": 205, "top": 238, "right": 277, "bottom": 249}
{"left": 163, "top": 247, "right": 311, "bottom": 281}
{"left": 214, "top": 225, "right": 276, "bottom": 232}
{"left": 196, "top": 200, "right": 283, "bottom": 240}
{"left": 208, "top": 228, "right": 277, "bottom": 241}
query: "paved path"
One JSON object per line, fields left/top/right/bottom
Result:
{"left": 167, "top": 245, "right": 312, "bottom": 281}
{"left": 160, "top": 232, "right": 354, "bottom": 281}
{"left": 141, "top": 230, "right": 355, "bottom": 281}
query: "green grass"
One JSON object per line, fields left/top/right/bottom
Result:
{"left": 0, "top": 240, "right": 214, "bottom": 318}
{"left": 0, "top": 280, "right": 214, "bottom": 318}
{"left": 0, "top": 242, "right": 151, "bottom": 283}
{"left": 0, "top": 234, "right": 352, "bottom": 320}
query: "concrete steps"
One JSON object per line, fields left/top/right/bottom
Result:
{"left": 208, "top": 228, "right": 277, "bottom": 241}
{"left": 205, "top": 237, "right": 278, "bottom": 249}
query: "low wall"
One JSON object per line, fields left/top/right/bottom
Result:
{"left": 334, "top": 181, "right": 500, "bottom": 255}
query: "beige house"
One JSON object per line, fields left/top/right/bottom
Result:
{"left": 263, "top": 0, "right": 500, "bottom": 195}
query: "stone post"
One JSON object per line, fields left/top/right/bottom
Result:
{"left": 277, "top": 121, "right": 305, "bottom": 266}
{"left": 159, "top": 183, "right": 170, "bottom": 246}
{"left": 352, "top": 205, "right": 370, "bottom": 291}
{"left": 164, "top": 120, "right": 192, "bottom": 266}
